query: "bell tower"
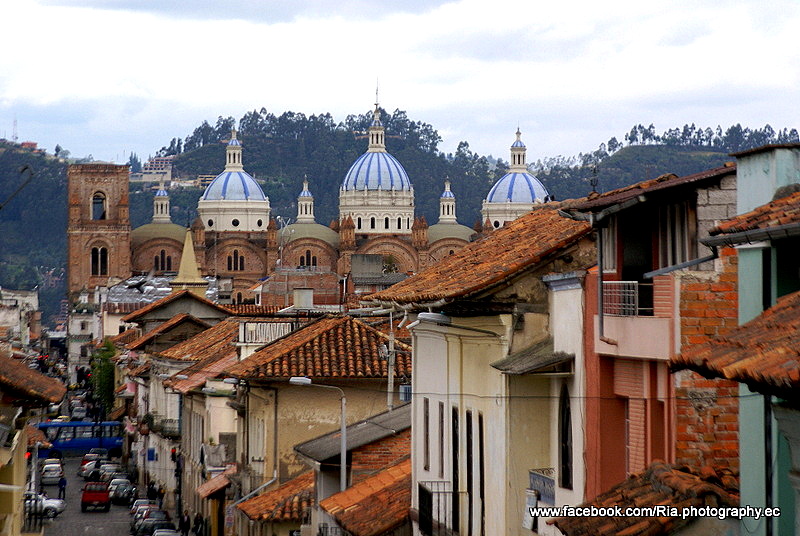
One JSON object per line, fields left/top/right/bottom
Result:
{"left": 66, "top": 163, "right": 132, "bottom": 300}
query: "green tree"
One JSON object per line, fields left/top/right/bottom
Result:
{"left": 91, "top": 340, "right": 116, "bottom": 418}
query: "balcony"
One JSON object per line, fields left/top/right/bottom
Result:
{"left": 151, "top": 417, "right": 180, "bottom": 439}
{"left": 596, "top": 278, "right": 674, "bottom": 360}
{"left": 418, "top": 481, "right": 460, "bottom": 536}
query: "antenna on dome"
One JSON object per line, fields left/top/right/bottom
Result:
{"left": 375, "top": 79, "right": 380, "bottom": 108}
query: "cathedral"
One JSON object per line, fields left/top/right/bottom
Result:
{"left": 66, "top": 104, "right": 549, "bottom": 305}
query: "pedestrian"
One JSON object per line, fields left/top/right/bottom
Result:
{"left": 57, "top": 476, "right": 67, "bottom": 499}
{"left": 157, "top": 484, "right": 165, "bottom": 508}
{"left": 147, "top": 482, "right": 157, "bottom": 501}
{"left": 179, "top": 510, "right": 191, "bottom": 536}
{"left": 192, "top": 512, "right": 204, "bottom": 536}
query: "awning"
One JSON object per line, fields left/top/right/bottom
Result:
{"left": 491, "top": 338, "right": 574, "bottom": 375}
{"left": 196, "top": 466, "right": 236, "bottom": 499}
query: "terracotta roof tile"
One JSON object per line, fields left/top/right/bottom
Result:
{"left": 128, "top": 361, "right": 151, "bottom": 377}
{"left": 167, "top": 350, "right": 239, "bottom": 394}
{"left": 672, "top": 289, "right": 800, "bottom": 401}
{"left": 26, "top": 425, "right": 51, "bottom": 448}
{"left": 103, "top": 301, "right": 149, "bottom": 315}
{"left": 157, "top": 319, "right": 239, "bottom": 362}
{"left": 368, "top": 209, "right": 591, "bottom": 305}
{"left": 566, "top": 164, "right": 736, "bottom": 212}
{"left": 320, "top": 458, "right": 411, "bottom": 536}
{"left": 550, "top": 462, "right": 739, "bottom": 536}
{"left": 0, "top": 354, "right": 66, "bottom": 404}
{"left": 237, "top": 471, "right": 314, "bottom": 522}
{"left": 126, "top": 313, "right": 211, "bottom": 351}
{"left": 110, "top": 328, "right": 140, "bottom": 346}
{"left": 224, "top": 304, "right": 282, "bottom": 316}
{"left": 196, "top": 465, "right": 236, "bottom": 499}
{"left": 120, "top": 290, "right": 230, "bottom": 323}
{"left": 710, "top": 190, "right": 800, "bottom": 237}
{"left": 225, "top": 316, "right": 411, "bottom": 380}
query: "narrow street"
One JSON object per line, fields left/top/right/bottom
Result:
{"left": 42, "top": 458, "right": 133, "bottom": 536}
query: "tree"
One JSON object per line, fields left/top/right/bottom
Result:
{"left": 54, "top": 144, "right": 62, "bottom": 157}
{"left": 91, "top": 340, "right": 116, "bottom": 417}
{"left": 128, "top": 153, "right": 142, "bottom": 173}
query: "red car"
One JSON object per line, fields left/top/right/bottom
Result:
{"left": 81, "top": 481, "right": 110, "bottom": 512}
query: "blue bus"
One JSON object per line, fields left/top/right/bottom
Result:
{"left": 37, "top": 421, "right": 123, "bottom": 457}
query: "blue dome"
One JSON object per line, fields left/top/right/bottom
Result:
{"left": 511, "top": 139, "right": 526, "bottom": 148}
{"left": 441, "top": 188, "right": 455, "bottom": 198}
{"left": 228, "top": 137, "right": 241, "bottom": 146}
{"left": 155, "top": 189, "right": 168, "bottom": 197}
{"left": 486, "top": 172, "right": 550, "bottom": 203}
{"left": 341, "top": 152, "right": 412, "bottom": 191}
{"left": 202, "top": 171, "right": 266, "bottom": 201}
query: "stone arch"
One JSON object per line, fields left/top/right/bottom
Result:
{"left": 357, "top": 237, "right": 419, "bottom": 273}
{"left": 282, "top": 238, "right": 338, "bottom": 272}
{"left": 428, "top": 238, "right": 470, "bottom": 264}
{"left": 132, "top": 238, "right": 183, "bottom": 274}
{"left": 205, "top": 238, "right": 266, "bottom": 277}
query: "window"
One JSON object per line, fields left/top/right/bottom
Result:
{"left": 601, "top": 217, "right": 617, "bottom": 273}
{"left": 658, "top": 200, "right": 696, "bottom": 268}
{"left": 438, "top": 402, "right": 445, "bottom": 478}
{"left": 397, "top": 217, "right": 402, "bottom": 229}
{"left": 559, "top": 384, "right": 573, "bottom": 489}
{"left": 385, "top": 217, "right": 390, "bottom": 229}
{"left": 423, "top": 398, "right": 430, "bottom": 471}
{"left": 257, "top": 219, "right": 263, "bottom": 227}
{"left": 154, "top": 249, "right": 171, "bottom": 272}
{"left": 231, "top": 218, "right": 240, "bottom": 227}
{"left": 370, "top": 217, "right": 376, "bottom": 229}
{"left": 227, "top": 250, "right": 245, "bottom": 271}
{"left": 207, "top": 219, "right": 214, "bottom": 227}
{"left": 91, "top": 192, "right": 107, "bottom": 220}
{"left": 466, "top": 410, "right": 473, "bottom": 536}
{"left": 452, "top": 407, "right": 460, "bottom": 527}
{"left": 478, "top": 413, "right": 485, "bottom": 533}
{"left": 91, "top": 247, "right": 108, "bottom": 275}
{"left": 357, "top": 217, "right": 362, "bottom": 229}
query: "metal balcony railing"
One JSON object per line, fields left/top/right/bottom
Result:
{"left": 418, "top": 481, "right": 460, "bottom": 536}
{"left": 602, "top": 281, "right": 654, "bottom": 317}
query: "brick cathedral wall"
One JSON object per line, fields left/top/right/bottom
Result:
{"left": 349, "top": 428, "right": 410, "bottom": 484}
{"left": 675, "top": 247, "right": 739, "bottom": 470}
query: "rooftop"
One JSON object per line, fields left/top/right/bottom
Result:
{"left": 319, "top": 458, "right": 411, "bottom": 536}
{"left": 120, "top": 289, "right": 230, "bottom": 323}
{"left": 551, "top": 462, "right": 738, "bottom": 536}
{"left": 157, "top": 318, "right": 239, "bottom": 362}
{"left": 125, "top": 313, "right": 210, "bottom": 351}
{"left": 672, "top": 289, "right": 800, "bottom": 402}
{"left": 367, "top": 208, "right": 591, "bottom": 307}
{"left": 709, "top": 189, "right": 800, "bottom": 240}
{"left": 225, "top": 316, "right": 411, "bottom": 380}
{"left": 237, "top": 471, "right": 314, "bottom": 522}
{"left": 0, "top": 353, "right": 66, "bottom": 404}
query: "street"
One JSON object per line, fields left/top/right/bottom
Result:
{"left": 42, "top": 458, "right": 133, "bottom": 536}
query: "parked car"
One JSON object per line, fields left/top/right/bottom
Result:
{"left": 134, "top": 519, "right": 175, "bottom": 536}
{"left": 101, "top": 470, "right": 130, "bottom": 483}
{"left": 152, "top": 530, "right": 180, "bottom": 536}
{"left": 23, "top": 491, "right": 66, "bottom": 518}
{"left": 39, "top": 458, "right": 62, "bottom": 469}
{"left": 40, "top": 463, "right": 64, "bottom": 485}
{"left": 80, "top": 459, "right": 108, "bottom": 480}
{"left": 129, "top": 499, "right": 157, "bottom": 516}
{"left": 111, "top": 482, "right": 138, "bottom": 505}
{"left": 89, "top": 447, "right": 109, "bottom": 458}
{"left": 81, "top": 482, "right": 111, "bottom": 512}
{"left": 132, "top": 508, "right": 170, "bottom": 532}
{"left": 71, "top": 406, "right": 88, "bottom": 420}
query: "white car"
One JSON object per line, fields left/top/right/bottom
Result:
{"left": 23, "top": 491, "right": 66, "bottom": 518}
{"left": 40, "top": 463, "right": 64, "bottom": 485}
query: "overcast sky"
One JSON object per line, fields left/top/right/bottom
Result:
{"left": 2, "top": 0, "right": 799, "bottom": 165}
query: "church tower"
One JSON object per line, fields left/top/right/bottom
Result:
{"left": 67, "top": 163, "right": 132, "bottom": 299}
{"left": 296, "top": 179, "right": 315, "bottom": 223}
{"left": 152, "top": 183, "right": 171, "bottom": 224}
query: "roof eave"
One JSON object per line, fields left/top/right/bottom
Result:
{"left": 703, "top": 221, "right": 800, "bottom": 247}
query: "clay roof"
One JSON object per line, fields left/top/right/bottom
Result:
{"left": 709, "top": 190, "right": 800, "bottom": 237}
{"left": 120, "top": 290, "right": 230, "bottom": 323}
{"left": 167, "top": 349, "right": 239, "bottom": 394}
{"left": 224, "top": 304, "right": 282, "bottom": 316}
{"left": 237, "top": 471, "right": 314, "bottom": 522}
{"left": 26, "top": 425, "right": 51, "bottom": 448}
{"left": 672, "top": 289, "right": 800, "bottom": 401}
{"left": 0, "top": 354, "right": 66, "bottom": 404}
{"left": 128, "top": 361, "right": 151, "bottom": 377}
{"left": 196, "top": 465, "right": 236, "bottom": 499}
{"left": 157, "top": 319, "right": 239, "bottom": 362}
{"left": 320, "top": 458, "right": 411, "bottom": 536}
{"left": 566, "top": 164, "right": 736, "bottom": 212}
{"left": 103, "top": 302, "right": 148, "bottom": 315}
{"left": 550, "top": 462, "right": 739, "bottom": 536}
{"left": 367, "top": 208, "right": 591, "bottom": 306}
{"left": 226, "top": 316, "right": 411, "bottom": 380}
{"left": 126, "top": 313, "right": 210, "bottom": 351}
{"left": 110, "top": 328, "right": 140, "bottom": 347}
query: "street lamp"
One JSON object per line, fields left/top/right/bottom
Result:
{"left": 289, "top": 376, "right": 347, "bottom": 492}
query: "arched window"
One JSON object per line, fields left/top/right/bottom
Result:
{"left": 357, "top": 217, "right": 362, "bottom": 230}
{"left": 559, "top": 384, "right": 573, "bottom": 489}
{"left": 370, "top": 217, "right": 376, "bottom": 229}
{"left": 236, "top": 292, "right": 243, "bottom": 304}
{"left": 312, "top": 256, "right": 317, "bottom": 266}
{"left": 153, "top": 255, "right": 159, "bottom": 270}
{"left": 397, "top": 217, "right": 402, "bottom": 229}
{"left": 385, "top": 217, "right": 389, "bottom": 229}
{"left": 227, "top": 250, "right": 244, "bottom": 271}
{"left": 166, "top": 256, "right": 172, "bottom": 271}
{"left": 91, "top": 247, "right": 108, "bottom": 276}
{"left": 304, "top": 250, "right": 312, "bottom": 267}
{"left": 92, "top": 192, "right": 107, "bottom": 220}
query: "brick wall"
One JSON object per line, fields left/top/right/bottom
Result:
{"left": 675, "top": 247, "right": 739, "bottom": 470}
{"left": 349, "top": 428, "right": 410, "bottom": 484}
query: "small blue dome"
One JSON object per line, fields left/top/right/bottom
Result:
{"left": 511, "top": 139, "right": 526, "bottom": 148}
{"left": 228, "top": 137, "right": 241, "bottom": 146}
{"left": 299, "top": 189, "right": 313, "bottom": 197}
{"left": 341, "top": 152, "right": 412, "bottom": 191}
{"left": 202, "top": 171, "right": 266, "bottom": 201}
{"left": 486, "top": 172, "right": 550, "bottom": 204}
{"left": 155, "top": 189, "right": 168, "bottom": 197}
{"left": 441, "top": 188, "right": 455, "bottom": 198}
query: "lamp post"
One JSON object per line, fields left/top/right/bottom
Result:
{"left": 289, "top": 377, "right": 347, "bottom": 492}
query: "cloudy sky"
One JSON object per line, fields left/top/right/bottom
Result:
{"left": 1, "top": 0, "right": 799, "bottom": 164}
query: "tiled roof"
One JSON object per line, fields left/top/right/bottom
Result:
{"left": 550, "top": 462, "right": 739, "bottom": 536}
{"left": 157, "top": 319, "right": 239, "bottom": 362}
{"left": 126, "top": 313, "right": 210, "bottom": 351}
{"left": 237, "top": 471, "right": 314, "bottom": 522}
{"left": 672, "top": 289, "right": 800, "bottom": 401}
{"left": 0, "top": 354, "right": 66, "bottom": 404}
{"left": 320, "top": 458, "right": 411, "bottom": 536}
{"left": 128, "top": 361, "right": 151, "bottom": 377}
{"left": 167, "top": 349, "right": 239, "bottom": 394}
{"left": 120, "top": 290, "right": 230, "bottom": 323}
{"left": 710, "top": 190, "right": 800, "bottom": 236}
{"left": 226, "top": 316, "right": 411, "bottom": 380}
{"left": 367, "top": 208, "right": 591, "bottom": 306}
{"left": 295, "top": 403, "right": 411, "bottom": 462}
{"left": 224, "top": 304, "right": 282, "bottom": 316}
{"left": 196, "top": 465, "right": 236, "bottom": 499}
{"left": 110, "top": 328, "right": 140, "bottom": 347}
{"left": 26, "top": 425, "right": 51, "bottom": 448}
{"left": 566, "top": 164, "right": 736, "bottom": 212}
{"left": 103, "top": 301, "right": 148, "bottom": 315}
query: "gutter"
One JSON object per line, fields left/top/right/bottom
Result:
{"left": 642, "top": 249, "right": 718, "bottom": 279}
{"left": 701, "top": 221, "right": 800, "bottom": 247}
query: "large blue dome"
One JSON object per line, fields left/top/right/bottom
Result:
{"left": 202, "top": 171, "right": 266, "bottom": 201}
{"left": 341, "top": 152, "right": 412, "bottom": 191}
{"left": 485, "top": 172, "right": 550, "bottom": 203}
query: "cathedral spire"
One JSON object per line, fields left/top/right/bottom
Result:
{"left": 509, "top": 128, "right": 527, "bottom": 172}
{"left": 367, "top": 93, "right": 386, "bottom": 152}
{"left": 296, "top": 177, "right": 315, "bottom": 223}
{"left": 438, "top": 180, "right": 457, "bottom": 224}
{"left": 171, "top": 229, "right": 208, "bottom": 297}
{"left": 225, "top": 128, "right": 244, "bottom": 172}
